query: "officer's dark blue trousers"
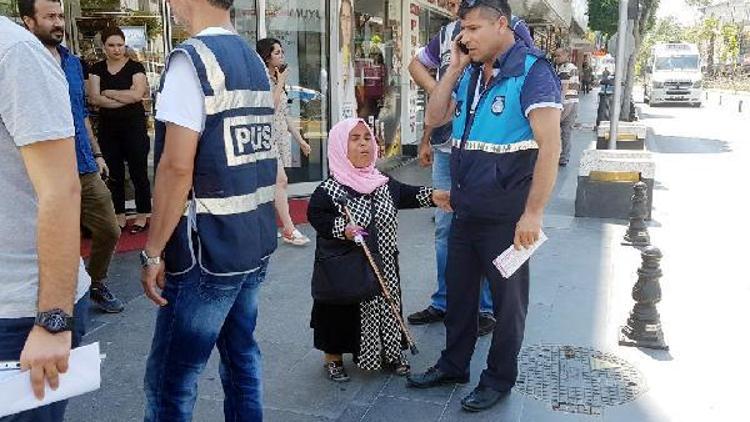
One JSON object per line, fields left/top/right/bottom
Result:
{"left": 436, "top": 215, "right": 530, "bottom": 393}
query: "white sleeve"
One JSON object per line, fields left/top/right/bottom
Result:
{"left": 155, "top": 52, "right": 205, "bottom": 134}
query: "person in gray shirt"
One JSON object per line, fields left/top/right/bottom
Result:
{"left": 0, "top": 16, "right": 90, "bottom": 422}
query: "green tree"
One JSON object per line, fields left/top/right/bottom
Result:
{"left": 588, "top": 0, "right": 619, "bottom": 36}
{"left": 719, "top": 22, "right": 740, "bottom": 66}
{"left": 587, "top": 0, "right": 661, "bottom": 121}
{"left": 684, "top": 0, "right": 713, "bottom": 6}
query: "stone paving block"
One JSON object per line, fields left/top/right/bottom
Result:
{"left": 337, "top": 402, "right": 371, "bottom": 421}
{"left": 519, "top": 396, "right": 604, "bottom": 422}
{"left": 263, "top": 348, "right": 364, "bottom": 420}
{"left": 600, "top": 396, "right": 673, "bottom": 422}
{"left": 438, "top": 389, "right": 524, "bottom": 422}
{"left": 264, "top": 407, "right": 331, "bottom": 422}
{"left": 382, "top": 375, "right": 455, "bottom": 406}
{"left": 360, "top": 396, "right": 445, "bottom": 422}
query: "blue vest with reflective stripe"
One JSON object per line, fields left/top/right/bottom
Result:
{"left": 450, "top": 43, "right": 543, "bottom": 223}
{"left": 155, "top": 34, "right": 277, "bottom": 276}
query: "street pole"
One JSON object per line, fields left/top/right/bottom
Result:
{"left": 609, "top": 0, "right": 630, "bottom": 150}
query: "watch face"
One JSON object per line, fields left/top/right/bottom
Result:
{"left": 46, "top": 313, "right": 66, "bottom": 331}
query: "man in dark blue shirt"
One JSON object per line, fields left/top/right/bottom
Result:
{"left": 408, "top": 0, "right": 562, "bottom": 412}
{"left": 22, "top": 0, "right": 124, "bottom": 313}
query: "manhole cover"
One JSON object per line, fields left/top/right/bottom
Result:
{"left": 515, "top": 344, "right": 647, "bottom": 415}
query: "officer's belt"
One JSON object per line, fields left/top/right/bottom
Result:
{"left": 452, "top": 138, "right": 538, "bottom": 154}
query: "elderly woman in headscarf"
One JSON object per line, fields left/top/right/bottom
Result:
{"left": 307, "top": 118, "right": 450, "bottom": 382}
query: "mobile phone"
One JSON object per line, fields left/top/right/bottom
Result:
{"left": 458, "top": 42, "right": 469, "bottom": 55}
{"left": 278, "top": 64, "right": 288, "bottom": 73}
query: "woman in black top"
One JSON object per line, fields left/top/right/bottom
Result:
{"left": 88, "top": 26, "right": 151, "bottom": 233}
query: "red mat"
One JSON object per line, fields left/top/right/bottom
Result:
{"left": 81, "top": 198, "right": 310, "bottom": 258}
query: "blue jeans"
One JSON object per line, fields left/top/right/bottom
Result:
{"left": 144, "top": 262, "right": 268, "bottom": 422}
{"left": 430, "top": 150, "right": 493, "bottom": 314}
{"left": 0, "top": 296, "right": 90, "bottom": 422}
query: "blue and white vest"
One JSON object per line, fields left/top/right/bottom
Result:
{"left": 450, "top": 42, "right": 546, "bottom": 223}
{"left": 155, "top": 34, "right": 277, "bottom": 276}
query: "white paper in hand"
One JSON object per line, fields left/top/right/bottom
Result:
{"left": 492, "top": 231, "right": 548, "bottom": 278}
{"left": 0, "top": 342, "right": 101, "bottom": 417}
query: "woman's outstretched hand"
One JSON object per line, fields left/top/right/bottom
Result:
{"left": 432, "top": 190, "right": 452, "bottom": 212}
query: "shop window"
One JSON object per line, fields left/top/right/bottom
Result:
{"left": 351, "top": 0, "right": 403, "bottom": 157}
{"left": 65, "top": 0, "right": 168, "bottom": 128}
{"left": 266, "top": 0, "right": 329, "bottom": 183}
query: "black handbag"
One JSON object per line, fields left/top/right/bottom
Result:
{"left": 311, "top": 203, "right": 381, "bottom": 304}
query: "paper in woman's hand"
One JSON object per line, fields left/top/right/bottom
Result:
{"left": 0, "top": 342, "right": 101, "bottom": 417}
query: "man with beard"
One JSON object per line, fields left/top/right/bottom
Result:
{"left": 20, "top": 0, "right": 125, "bottom": 313}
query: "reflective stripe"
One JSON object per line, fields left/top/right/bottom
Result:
{"left": 452, "top": 138, "right": 538, "bottom": 154}
{"left": 206, "top": 90, "right": 274, "bottom": 115}
{"left": 182, "top": 38, "right": 225, "bottom": 94}
{"left": 181, "top": 38, "right": 274, "bottom": 115}
{"left": 192, "top": 185, "right": 276, "bottom": 216}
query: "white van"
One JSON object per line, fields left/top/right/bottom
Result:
{"left": 644, "top": 43, "right": 703, "bottom": 107}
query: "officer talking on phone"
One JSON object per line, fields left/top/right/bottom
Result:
{"left": 407, "top": 0, "right": 563, "bottom": 413}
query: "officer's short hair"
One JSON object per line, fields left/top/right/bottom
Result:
{"left": 207, "top": 0, "right": 233, "bottom": 10}
{"left": 458, "top": 0, "right": 512, "bottom": 23}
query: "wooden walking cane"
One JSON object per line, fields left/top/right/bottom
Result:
{"left": 335, "top": 196, "right": 420, "bottom": 355}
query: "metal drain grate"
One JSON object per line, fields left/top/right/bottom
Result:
{"left": 515, "top": 344, "right": 647, "bottom": 415}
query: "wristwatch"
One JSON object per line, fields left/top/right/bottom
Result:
{"left": 35, "top": 308, "right": 74, "bottom": 334}
{"left": 140, "top": 250, "right": 162, "bottom": 268}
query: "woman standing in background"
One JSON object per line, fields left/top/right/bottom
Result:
{"left": 88, "top": 26, "right": 151, "bottom": 233}
{"left": 257, "top": 37, "right": 313, "bottom": 246}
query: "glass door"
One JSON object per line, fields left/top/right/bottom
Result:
{"left": 266, "top": 0, "right": 329, "bottom": 183}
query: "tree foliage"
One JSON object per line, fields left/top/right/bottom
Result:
{"left": 684, "top": 0, "right": 713, "bottom": 6}
{"left": 587, "top": 0, "right": 619, "bottom": 36}
{"left": 719, "top": 23, "right": 740, "bottom": 64}
{"left": 636, "top": 16, "right": 685, "bottom": 73}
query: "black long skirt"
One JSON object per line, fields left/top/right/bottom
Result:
{"left": 310, "top": 301, "right": 361, "bottom": 355}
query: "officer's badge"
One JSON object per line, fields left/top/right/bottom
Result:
{"left": 491, "top": 96, "right": 505, "bottom": 115}
{"left": 455, "top": 101, "right": 463, "bottom": 117}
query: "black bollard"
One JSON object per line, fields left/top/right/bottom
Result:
{"left": 619, "top": 247, "right": 669, "bottom": 350}
{"left": 622, "top": 181, "right": 651, "bottom": 247}
{"left": 740, "top": 100, "right": 743, "bottom": 113}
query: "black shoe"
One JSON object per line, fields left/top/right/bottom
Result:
{"left": 461, "top": 385, "right": 510, "bottom": 412}
{"left": 478, "top": 313, "right": 496, "bottom": 337}
{"left": 90, "top": 281, "right": 125, "bottom": 313}
{"left": 407, "top": 306, "right": 445, "bottom": 325}
{"left": 406, "top": 366, "right": 469, "bottom": 388}
{"left": 324, "top": 361, "right": 350, "bottom": 383}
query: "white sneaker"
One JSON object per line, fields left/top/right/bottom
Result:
{"left": 282, "top": 228, "right": 311, "bottom": 246}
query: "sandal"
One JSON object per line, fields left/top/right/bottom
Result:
{"left": 324, "top": 361, "right": 350, "bottom": 383}
{"left": 129, "top": 223, "right": 149, "bottom": 235}
{"left": 391, "top": 362, "right": 411, "bottom": 377}
{"left": 282, "top": 228, "right": 310, "bottom": 246}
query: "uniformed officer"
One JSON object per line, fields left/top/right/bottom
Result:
{"left": 139, "top": 0, "right": 277, "bottom": 418}
{"left": 407, "top": 0, "right": 562, "bottom": 413}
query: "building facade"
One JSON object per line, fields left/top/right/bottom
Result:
{"left": 1, "top": 0, "right": 586, "bottom": 186}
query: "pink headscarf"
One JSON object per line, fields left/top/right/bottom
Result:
{"left": 327, "top": 118, "right": 389, "bottom": 195}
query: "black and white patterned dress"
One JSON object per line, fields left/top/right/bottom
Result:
{"left": 308, "top": 177, "right": 434, "bottom": 370}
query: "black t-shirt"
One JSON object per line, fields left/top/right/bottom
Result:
{"left": 90, "top": 59, "right": 146, "bottom": 119}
